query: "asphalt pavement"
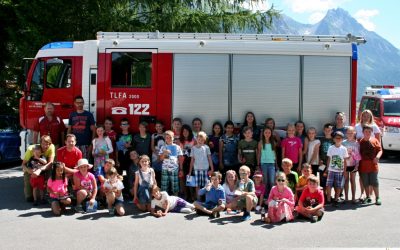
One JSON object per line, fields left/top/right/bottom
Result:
{"left": 0, "top": 156, "right": 399, "bottom": 249}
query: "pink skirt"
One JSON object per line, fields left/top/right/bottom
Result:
{"left": 267, "top": 200, "right": 294, "bottom": 223}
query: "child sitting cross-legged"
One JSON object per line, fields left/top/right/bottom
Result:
{"left": 296, "top": 175, "right": 325, "bottom": 223}
{"left": 229, "top": 165, "right": 258, "bottom": 221}
{"left": 150, "top": 185, "right": 194, "bottom": 217}
{"left": 193, "top": 172, "right": 226, "bottom": 218}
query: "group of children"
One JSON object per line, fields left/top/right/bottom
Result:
{"left": 29, "top": 110, "right": 382, "bottom": 224}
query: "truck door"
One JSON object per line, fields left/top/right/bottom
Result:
{"left": 102, "top": 49, "right": 157, "bottom": 130}
{"left": 22, "top": 57, "right": 78, "bottom": 131}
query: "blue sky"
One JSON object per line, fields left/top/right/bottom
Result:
{"left": 247, "top": 0, "right": 400, "bottom": 49}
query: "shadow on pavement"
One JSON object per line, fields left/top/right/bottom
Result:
{"left": 184, "top": 213, "right": 198, "bottom": 221}
{"left": 18, "top": 209, "right": 54, "bottom": 218}
{"left": 76, "top": 211, "right": 110, "bottom": 220}
{"left": 324, "top": 201, "right": 374, "bottom": 212}
{"left": 209, "top": 214, "right": 244, "bottom": 225}
{"left": 0, "top": 176, "right": 33, "bottom": 211}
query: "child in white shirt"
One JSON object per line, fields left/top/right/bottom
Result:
{"left": 150, "top": 185, "right": 194, "bottom": 217}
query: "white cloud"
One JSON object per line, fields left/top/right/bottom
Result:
{"left": 283, "top": 0, "right": 344, "bottom": 13}
{"left": 354, "top": 9, "right": 379, "bottom": 31}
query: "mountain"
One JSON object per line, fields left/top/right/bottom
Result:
{"left": 264, "top": 8, "right": 400, "bottom": 100}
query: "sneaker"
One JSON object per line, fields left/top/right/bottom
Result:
{"left": 242, "top": 211, "right": 251, "bottom": 221}
{"left": 26, "top": 197, "right": 34, "bottom": 203}
{"left": 74, "top": 205, "right": 85, "bottom": 214}
{"left": 376, "top": 197, "right": 382, "bottom": 206}
{"left": 210, "top": 211, "right": 220, "bottom": 219}
{"left": 311, "top": 215, "right": 318, "bottom": 223}
{"left": 33, "top": 200, "right": 39, "bottom": 206}
{"left": 108, "top": 208, "right": 115, "bottom": 215}
{"left": 40, "top": 199, "right": 47, "bottom": 205}
{"left": 333, "top": 200, "right": 339, "bottom": 207}
{"left": 363, "top": 197, "right": 372, "bottom": 204}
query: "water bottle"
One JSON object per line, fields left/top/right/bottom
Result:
{"left": 261, "top": 207, "right": 266, "bottom": 220}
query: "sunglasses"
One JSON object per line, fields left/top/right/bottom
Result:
{"left": 121, "top": 123, "right": 129, "bottom": 126}
{"left": 277, "top": 179, "right": 286, "bottom": 182}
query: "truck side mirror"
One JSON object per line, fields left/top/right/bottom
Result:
{"left": 20, "top": 58, "right": 34, "bottom": 91}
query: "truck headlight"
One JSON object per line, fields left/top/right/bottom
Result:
{"left": 384, "top": 126, "right": 400, "bottom": 133}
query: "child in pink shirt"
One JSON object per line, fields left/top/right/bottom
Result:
{"left": 73, "top": 159, "right": 97, "bottom": 213}
{"left": 281, "top": 124, "right": 303, "bottom": 172}
{"left": 47, "top": 162, "right": 71, "bottom": 216}
{"left": 253, "top": 171, "right": 265, "bottom": 212}
{"left": 264, "top": 172, "right": 295, "bottom": 223}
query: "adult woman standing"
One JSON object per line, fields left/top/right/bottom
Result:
{"left": 240, "top": 111, "right": 260, "bottom": 141}
{"left": 332, "top": 112, "right": 348, "bottom": 138}
{"left": 355, "top": 109, "right": 381, "bottom": 141}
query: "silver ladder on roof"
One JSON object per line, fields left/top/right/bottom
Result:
{"left": 96, "top": 31, "right": 366, "bottom": 44}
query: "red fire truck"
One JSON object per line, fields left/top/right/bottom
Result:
{"left": 359, "top": 85, "right": 400, "bottom": 152}
{"left": 19, "top": 32, "right": 366, "bottom": 152}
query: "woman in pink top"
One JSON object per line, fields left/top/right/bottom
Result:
{"left": 47, "top": 162, "right": 71, "bottom": 216}
{"left": 264, "top": 172, "right": 295, "bottom": 223}
{"left": 73, "top": 159, "right": 97, "bottom": 213}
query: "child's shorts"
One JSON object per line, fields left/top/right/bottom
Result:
{"left": 171, "top": 198, "right": 192, "bottom": 212}
{"left": 200, "top": 201, "right": 218, "bottom": 210}
{"left": 346, "top": 166, "right": 356, "bottom": 172}
{"left": 73, "top": 189, "right": 92, "bottom": 199}
{"left": 30, "top": 175, "right": 45, "bottom": 190}
{"left": 194, "top": 170, "right": 209, "bottom": 188}
{"left": 237, "top": 195, "right": 258, "bottom": 210}
{"left": 114, "top": 199, "right": 124, "bottom": 206}
{"left": 311, "top": 165, "right": 319, "bottom": 175}
{"left": 326, "top": 171, "right": 344, "bottom": 188}
{"left": 360, "top": 172, "right": 379, "bottom": 187}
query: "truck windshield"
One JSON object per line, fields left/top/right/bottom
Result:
{"left": 383, "top": 99, "right": 400, "bottom": 116}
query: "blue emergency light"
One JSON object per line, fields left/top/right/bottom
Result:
{"left": 377, "top": 89, "right": 390, "bottom": 95}
{"left": 41, "top": 42, "right": 74, "bottom": 50}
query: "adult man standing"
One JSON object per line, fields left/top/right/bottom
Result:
{"left": 67, "top": 96, "right": 96, "bottom": 159}
{"left": 57, "top": 134, "right": 82, "bottom": 174}
{"left": 33, "top": 102, "right": 66, "bottom": 147}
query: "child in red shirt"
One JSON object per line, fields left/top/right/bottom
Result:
{"left": 296, "top": 175, "right": 324, "bottom": 223}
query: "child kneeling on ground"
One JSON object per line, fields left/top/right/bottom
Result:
{"left": 47, "top": 162, "right": 71, "bottom": 216}
{"left": 296, "top": 175, "right": 325, "bottom": 223}
{"left": 150, "top": 185, "right": 194, "bottom": 217}
{"left": 104, "top": 167, "right": 125, "bottom": 216}
{"left": 194, "top": 172, "right": 225, "bottom": 218}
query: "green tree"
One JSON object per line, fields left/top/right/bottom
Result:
{"left": 0, "top": 0, "right": 279, "bottom": 115}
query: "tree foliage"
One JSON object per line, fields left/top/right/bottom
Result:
{"left": 0, "top": 0, "right": 279, "bottom": 115}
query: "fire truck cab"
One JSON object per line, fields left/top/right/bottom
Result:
{"left": 359, "top": 85, "right": 400, "bottom": 152}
